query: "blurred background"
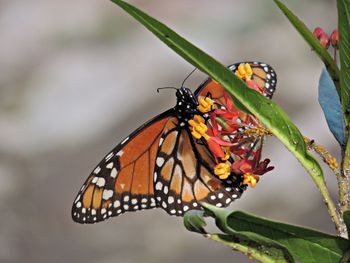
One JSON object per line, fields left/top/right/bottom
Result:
{"left": 0, "top": 0, "right": 340, "bottom": 262}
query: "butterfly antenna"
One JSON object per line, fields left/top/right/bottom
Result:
{"left": 181, "top": 68, "right": 197, "bottom": 88}
{"left": 157, "top": 87, "right": 178, "bottom": 93}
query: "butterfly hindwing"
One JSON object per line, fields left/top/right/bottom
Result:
{"left": 195, "top": 61, "right": 277, "bottom": 99}
{"left": 154, "top": 118, "right": 243, "bottom": 216}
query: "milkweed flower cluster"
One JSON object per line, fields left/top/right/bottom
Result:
{"left": 188, "top": 63, "right": 274, "bottom": 188}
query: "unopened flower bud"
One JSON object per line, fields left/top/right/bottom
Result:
{"left": 319, "top": 33, "right": 330, "bottom": 49}
{"left": 313, "top": 27, "right": 325, "bottom": 38}
{"left": 313, "top": 27, "right": 330, "bottom": 49}
{"left": 330, "top": 29, "right": 338, "bottom": 49}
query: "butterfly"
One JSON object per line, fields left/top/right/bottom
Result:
{"left": 72, "top": 61, "right": 277, "bottom": 223}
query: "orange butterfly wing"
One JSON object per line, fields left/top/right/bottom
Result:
{"left": 195, "top": 61, "right": 277, "bottom": 100}
{"left": 154, "top": 120, "right": 242, "bottom": 216}
{"left": 72, "top": 110, "right": 173, "bottom": 223}
{"left": 153, "top": 118, "right": 243, "bottom": 216}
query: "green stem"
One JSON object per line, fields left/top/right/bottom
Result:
{"left": 315, "top": 178, "right": 346, "bottom": 237}
{"left": 207, "top": 234, "right": 286, "bottom": 263}
{"left": 340, "top": 130, "right": 350, "bottom": 217}
{"left": 334, "top": 48, "right": 338, "bottom": 66}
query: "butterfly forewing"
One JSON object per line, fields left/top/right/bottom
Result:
{"left": 72, "top": 111, "right": 173, "bottom": 223}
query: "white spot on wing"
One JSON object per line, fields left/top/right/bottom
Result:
{"left": 102, "top": 189, "right": 113, "bottom": 200}
{"left": 96, "top": 178, "right": 105, "bottom": 187}
{"left": 93, "top": 166, "right": 101, "bottom": 174}
{"left": 114, "top": 200, "right": 121, "bottom": 208}
{"left": 156, "top": 157, "right": 165, "bottom": 167}
{"left": 105, "top": 152, "right": 114, "bottom": 162}
{"left": 116, "top": 150, "right": 124, "bottom": 157}
{"left": 155, "top": 182, "right": 163, "bottom": 190}
{"left": 168, "top": 196, "right": 174, "bottom": 204}
{"left": 74, "top": 195, "right": 81, "bottom": 203}
{"left": 106, "top": 162, "right": 114, "bottom": 169}
{"left": 121, "top": 137, "right": 129, "bottom": 145}
{"left": 110, "top": 168, "right": 118, "bottom": 178}
{"left": 163, "top": 186, "right": 168, "bottom": 194}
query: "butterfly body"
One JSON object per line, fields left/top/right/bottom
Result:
{"left": 72, "top": 62, "right": 277, "bottom": 224}
{"left": 174, "top": 87, "right": 199, "bottom": 123}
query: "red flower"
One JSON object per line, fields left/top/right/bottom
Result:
{"left": 231, "top": 158, "right": 274, "bottom": 175}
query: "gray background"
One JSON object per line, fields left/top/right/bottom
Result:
{"left": 0, "top": 0, "right": 340, "bottom": 262}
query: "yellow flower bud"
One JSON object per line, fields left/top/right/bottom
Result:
{"left": 214, "top": 162, "right": 231, "bottom": 180}
{"left": 197, "top": 97, "right": 214, "bottom": 113}
{"left": 243, "top": 173, "right": 260, "bottom": 188}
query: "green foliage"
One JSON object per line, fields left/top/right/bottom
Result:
{"left": 184, "top": 208, "right": 294, "bottom": 263}
{"left": 227, "top": 211, "right": 349, "bottom": 263}
{"left": 273, "top": 0, "right": 340, "bottom": 95}
{"left": 337, "top": 0, "right": 350, "bottom": 120}
{"left": 184, "top": 204, "right": 350, "bottom": 263}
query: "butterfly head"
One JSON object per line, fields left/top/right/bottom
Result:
{"left": 176, "top": 87, "right": 198, "bottom": 106}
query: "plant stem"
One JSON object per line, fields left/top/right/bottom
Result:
{"left": 318, "top": 180, "right": 347, "bottom": 237}
{"left": 341, "top": 130, "right": 350, "bottom": 215}
{"left": 334, "top": 48, "right": 338, "bottom": 66}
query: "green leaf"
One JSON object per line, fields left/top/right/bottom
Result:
{"left": 183, "top": 210, "right": 207, "bottom": 234}
{"left": 184, "top": 209, "right": 295, "bottom": 263}
{"left": 273, "top": 0, "right": 340, "bottom": 96}
{"left": 223, "top": 209, "right": 350, "bottom": 263}
{"left": 337, "top": 0, "right": 350, "bottom": 121}
{"left": 110, "top": 0, "right": 326, "bottom": 196}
